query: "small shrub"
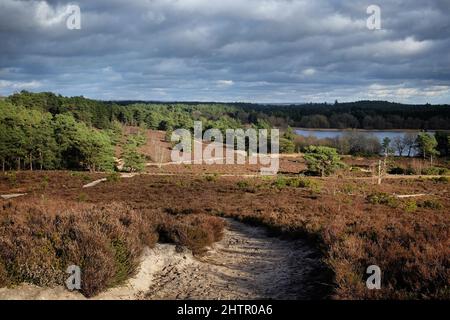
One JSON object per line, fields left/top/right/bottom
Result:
{"left": 341, "top": 184, "right": 354, "bottom": 194}
{"left": 432, "top": 176, "right": 449, "bottom": 183}
{"left": 165, "top": 208, "right": 195, "bottom": 216}
{"left": 110, "top": 239, "right": 132, "bottom": 286}
{"left": 404, "top": 166, "right": 416, "bottom": 175}
{"left": 421, "top": 167, "right": 442, "bottom": 175}
{"left": 389, "top": 166, "right": 415, "bottom": 175}
{"left": 237, "top": 180, "right": 250, "bottom": 190}
{"left": 77, "top": 192, "right": 88, "bottom": 202}
{"left": 366, "top": 192, "right": 398, "bottom": 208}
{"left": 419, "top": 199, "right": 443, "bottom": 210}
{"left": 106, "top": 172, "right": 121, "bottom": 183}
{"left": 272, "top": 176, "right": 287, "bottom": 189}
{"left": 204, "top": 174, "right": 218, "bottom": 182}
{"left": 6, "top": 172, "right": 17, "bottom": 187}
{"left": 40, "top": 175, "right": 49, "bottom": 190}
{"left": 389, "top": 167, "right": 405, "bottom": 175}
{"left": 404, "top": 200, "right": 417, "bottom": 213}
{"left": 290, "top": 177, "right": 322, "bottom": 193}
{"left": 157, "top": 214, "right": 225, "bottom": 255}
{"left": 0, "top": 261, "right": 8, "bottom": 287}
{"left": 70, "top": 172, "right": 91, "bottom": 182}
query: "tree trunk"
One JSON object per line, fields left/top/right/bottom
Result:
{"left": 377, "top": 160, "right": 382, "bottom": 185}
{"left": 17, "top": 158, "right": 21, "bottom": 171}
{"left": 29, "top": 153, "right": 33, "bottom": 171}
{"left": 2, "top": 159, "right": 4, "bottom": 172}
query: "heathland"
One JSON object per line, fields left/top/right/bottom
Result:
{"left": 0, "top": 91, "right": 449, "bottom": 299}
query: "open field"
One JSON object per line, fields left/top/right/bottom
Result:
{"left": 0, "top": 165, "right": 448, "bottom": 299}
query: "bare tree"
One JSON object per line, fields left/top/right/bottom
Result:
{"left": 392, "top": 136, "right": 406, "bottom": 157}
{"left": 402, "top": 133, "right": 417, "bottom": 157}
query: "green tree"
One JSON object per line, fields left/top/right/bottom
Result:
{"left": 283, "top": 126, "right": 296, "bottom": 141}
{"left": 435, "top": 131, "right": 450, "bottom": 157}
{"left": 304, "top": 146, "right": 344, "bottom": 177}
{"left": 121, "top": 143, "right": 145, "bottom": 172}
{"left": 279, "top": 138, "right": 295, "bottom": 154}
{"left": 416, "top": 133, "right": 439, "bottom": 165}
{"left": 381, "top": 137, "right": 393, "bottom": 157}
{"left": 77, "top": 128, "right": 115, "bottom": 172}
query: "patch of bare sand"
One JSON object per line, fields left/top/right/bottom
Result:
{"left": 145, "top": 219, "right": 325, "bottom": 300}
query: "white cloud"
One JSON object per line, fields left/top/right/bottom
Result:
{"left": 216, "top": 80, "right": 234, "bottom": 87}
{"left": 302, "top": 68, "right": 316, "bottom": 76}
{"left": 0, "top": 80, "right": 42, "bottom": 90}
{"left": 367, "top": 83, "right": 450, "bottom": 100}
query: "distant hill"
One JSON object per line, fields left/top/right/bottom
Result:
{"left": 5, "top": 91, "right": 450, "bottom": 130}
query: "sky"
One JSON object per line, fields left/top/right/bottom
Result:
{"left": 0, "top": 0, "right": 449, "bottom": 103}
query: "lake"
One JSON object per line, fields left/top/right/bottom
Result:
{"left": 294, "top": 129, "right": 423, "bottom": 141}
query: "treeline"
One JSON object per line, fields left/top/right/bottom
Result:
{"left": 113, "top": 99, "right": 450, "bottom": 130}
{"left": 6, "top": 91, "right": 246, "bottom": 132}
{"left": 238, "top": 101, "right": 450, "bottom": 130}
{"left": 1, "top": 91, "right": 449, "bottom": 172}
{"left": 0, "top": 91, "right": 252, "bottom": 172}
{"left": 6, "top": 91, "right": 450, "bottom": 131}
{"left": 0, "top": 101, "right": 118, "bottom": 171}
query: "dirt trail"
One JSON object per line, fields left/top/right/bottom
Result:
{"left": 145, "top": 219, "right": 326, "bottom": 300}
{"left": 0, "top": 219, "right": 327, "bottom": 300}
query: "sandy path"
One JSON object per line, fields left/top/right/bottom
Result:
{"left": 0, "top": 219, "right": 326, "bottom": 300}
{"left": 145, "top": 219, "right": 324, "bottom": 300}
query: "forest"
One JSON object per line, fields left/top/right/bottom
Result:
{"left": 0, "top": 91, "right": 449, "bottom": 171}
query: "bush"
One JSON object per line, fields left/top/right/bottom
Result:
{"left": 304, "top": 146, "right": 344, "bottom": 177}
{"left": 404, "top": 200, "right": 417, "bottom": 213}
{"left": 106, "top": 172, "right": 121, "bottom": 183}
{"left": 0, "top": 261, "right": 8, "bottom": 287}
{"left": 366, "top": 192, "right": 398, "bottom": 207}
{"left": 419, "top": 199, "right": 443, "bottom": 210}
{"left": 389, "top": 166, "right": 415, "bottom": 175}
{"left": 204, "top": 174, "right": 218, "bottom": 182}
{"left": 421, "top": 167, "right": 449, "bottom": 175}
{"left": 272, "top": 176, "right": 287, "bottom": 189}
{"left": 432, "top": 176, "right": 449, "bottom": 183}
{"left": 77, "top": 192, "right": 88, "bottom": 202}
{"left": 269, "top": 176, "right": 323, "bottom": 193}
{"left": 6, "top": 172, "right": 17, "bottom": 187}
{"left": 0, "top": 200, "right": 224, "bottom": 297}
{"left": 389, "top": 166, "right": 405, "bottom": 175}
{"left": 157, "top": 214, "right": 225, "bottom": 254}
{"left": 236, "top": 180, "right": 256, "bottom": 192}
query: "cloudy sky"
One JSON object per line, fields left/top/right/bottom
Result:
{"left": 0, "top": 0, "right": 449, "bottom": 103}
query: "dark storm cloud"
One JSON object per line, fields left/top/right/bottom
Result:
{"left": 0, "top": 0, "right": 449, "bottom": 103}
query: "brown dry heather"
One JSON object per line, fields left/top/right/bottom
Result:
{"left": 0, "top": 169, "right": 449, "bottom": 299}
{"left": 0, "top": 199, "right": 225, "bottom": 297}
